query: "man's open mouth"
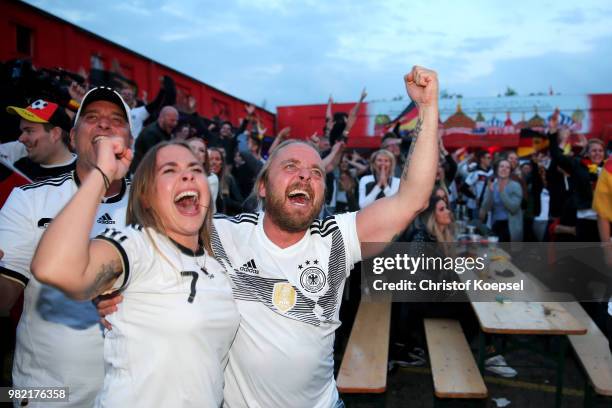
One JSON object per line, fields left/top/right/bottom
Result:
{"left": 287, "top": 189, "right": 311, "bottom": 206}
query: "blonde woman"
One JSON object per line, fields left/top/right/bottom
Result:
{"left": 408, "top": 195, "right": 455, "bottom": 245}
{"left": 31, "top": 139, "right": 239, "bottom": 407}
{"left": 358, "top": 149, "right": 401, "bottom": 208}
{"left": 208, "top": 147, "right": 244, "bottom": 215}
{"left": 187, "top": 136, "right": 219, "bottom": 213}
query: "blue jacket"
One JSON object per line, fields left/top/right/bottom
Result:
{"left": 480, "top": 179, "right": 523, "bottom": 241}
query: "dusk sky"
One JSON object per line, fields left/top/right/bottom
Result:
{"left": 24, "top": 0, "right": 612, "bottom": 110}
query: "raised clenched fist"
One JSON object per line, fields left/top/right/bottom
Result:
{"left": 404, "top": 66, "right": 439, "bottom": 109}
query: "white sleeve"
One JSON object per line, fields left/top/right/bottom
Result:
{"left": 208, "top": 174, "right": 219, "bottom": 213}
{"left": 333, "top": 212, "right": 362, "bottom": 276}
{"left": 0, "top": 141, "right": 27, "bottom": 165}
{"left": 465, "top": 171, "right": 478, "bottom": 186}
{"left": 358, "top": 175, "right": 382, "bottom": 208}
{"left": 388, "top": 177, "right": 401, "bottom": 197}
{"left": 0, "top": 188, "right": 36, "bottom": 286}
{"left": 94, "top": 225, "right": 152, "bottom": 291}
{"left": 130, "top": 106, "right": 150, "bottom": 139}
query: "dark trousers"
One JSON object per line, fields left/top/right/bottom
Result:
{"left": 576, "top": 218, "right": 600, "bottom": 242}
{"left": 492, "top": 220, "right": 511, "bottom": 242}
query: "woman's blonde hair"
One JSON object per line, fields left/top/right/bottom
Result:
{"left": 420, "top": 195, "right": 455, "bottom": 254}
{"left": 369, "top": 149, "right": 396, "bottom": 175}
{"left": 126, "top": 140, "right": 213, "bottom": 255}
{"left": 208, "top": 147, "right": 229, "bottom": 196}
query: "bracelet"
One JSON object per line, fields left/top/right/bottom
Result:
{"left": 93, "top": 165, "right": 111, "bottom": 190}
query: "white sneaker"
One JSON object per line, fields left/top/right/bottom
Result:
{"left": 485, "top": 355, "right": 518, "bottom": 378}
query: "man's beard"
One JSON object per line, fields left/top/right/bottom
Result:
{"left": 264, "top": 182, "right": 324, "bottom": 233}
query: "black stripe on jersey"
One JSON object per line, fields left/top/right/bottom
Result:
{"left": 310, "top": 226, "right": 339, "bottom": 238}
{"left": 93, "top": 235, "right": 130, "bottom": 291}
{"left": 214, "top": 212, "right": 258, "bottom": 225}
{"left": 19, "top": 172, "right": 72, "bottom": 191}
{"left": 210, "top": 223, "right": 234, "bottom": 270}
{"left": 0, "top": 266, "right": 28, "bottom": 287}
{"left": 229, "top": 271, "right": 323, "bottom": 327}
{"left": 315, "top": 229, "right": 346, "bottom": 320}
{"left": 319, "top": 217, "right": 338, "bottom": 232}
{"left": 309, "top": 216, "right": 338, "bottom": 237}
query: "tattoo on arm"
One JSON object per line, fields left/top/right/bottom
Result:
{"left": 84, "top": 260, "right": 122, "bottom": 299}
{"left": 402, "top": 117, "right": 423, "bottom": 181}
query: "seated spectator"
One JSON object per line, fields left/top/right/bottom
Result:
{"left": 208, "top": 147, "right": 243, "bottom": 216}
{"left": 232, "top": 150, "right": 263, "bottom": 201}
{"left": 465, "top": 150, "right": 493, "bottom": 219}
{"left": 187, "top": 136, "right": 218, "bottom": 213}
{"left": 2, "top": 99, "right": 76, "bottom": 181}
{"left": 334, "top": 154, "right": 360, "bottom": 213}
{"left": 550, "top": 129, "right": 607, "bottom": 241}
{"left": 432, "top": 184, "right": 450, "bottom": 204}
{"left": 358, "top": 149, "right": 400, "bottom": 208}
{"left": 407, "top": 195, "right": 455, "bottom": 244}
{"left": 131, "top": 106, "right": 179, "bottom": 172}
{"left": 174, "top": 123, "right": 192, "bottom": 141}
{"left": 381, "top": 134, "right": 404, "bottom": 177}
{"left": 436, "top": 138, "right": 458, "bottom": 194}
{"left": 479, "top": 159, "right": 524, "bottom": 242}
{"left": 532, "top": 153, "right": 551, "bottom": 241}
{"left": 247, "top": 133, "right": 264, "bottom": 164}
{"left": 120, "top": 75, "right": 176, "bottom": 139}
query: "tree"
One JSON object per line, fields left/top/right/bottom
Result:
{"left": 504, "top": 87, "right": 517, "bottom": 97}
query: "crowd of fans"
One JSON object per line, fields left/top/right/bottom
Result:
{"left": 0, "top": 61, "right": 611, "bottom": 403}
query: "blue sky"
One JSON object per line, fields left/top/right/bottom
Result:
{"left": 25, "top": 0, "right": 612, "bottom": 110}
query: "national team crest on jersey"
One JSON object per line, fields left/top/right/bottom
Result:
{"left": 272, "top": 282, "right": 297, "bottom": 313}
{"left": 298, "top": 259, "right": 326, "bottom": 293}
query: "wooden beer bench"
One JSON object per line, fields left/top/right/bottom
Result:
{"left": 424, "top": 318, "right": 487, "bottom": 406}
{"left": 564, "top": 302, "right": 612, "bottom": 407}
{"left": 337, "top": 297, "right": 391, "bottom": 406}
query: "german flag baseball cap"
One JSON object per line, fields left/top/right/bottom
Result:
{"left": 6, "top": 99, "right": 72, "bottom": 132}
{"left": 74, "top": 87, "right": 132, "bottom": 132}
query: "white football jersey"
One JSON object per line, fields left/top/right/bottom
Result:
{"left": 212, "top": 211, "right": 362, "bottom": 408}
{"left": 94, "top": 225, "right": 240, "bottom": 407}
{"left": 0, "top": 171, "right": 130, "bottom": 408}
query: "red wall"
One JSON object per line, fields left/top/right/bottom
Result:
{"left": 279, "top": 98, "right": 612, "bottom": 150}
{"left": 589, "top": 94, "right": 612, "bottom": 142}
{"left": 277, "top": 102, "right": 375, "bottom": 148}
{"left": 0, "top": 0, "right": 275, "bottom": 132}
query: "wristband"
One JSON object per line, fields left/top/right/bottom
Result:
{"left": 93, "top": 165, "right": 111, "bottom": 190}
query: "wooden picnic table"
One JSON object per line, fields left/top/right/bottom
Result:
{"left": 457, "top": 244, "right": 587, "bottom": 408}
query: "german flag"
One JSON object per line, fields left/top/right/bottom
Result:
{"left": 593, "top": 158, "right": 612, "bottom": 222}
{"left": 518, "top": 128, "right": 549, "bottom": 157}
{"left": 0, "top": 160, "right": 31, "bottom": 207}
{"left": 384, "top": 101, "right": 419, "bottom": 135}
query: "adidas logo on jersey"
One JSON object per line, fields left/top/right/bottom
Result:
{"left": 239, "top": 259, "right": 259, "bottom": 274}
{"left": 97, "top": 213, "right": 115, "bottom": 224}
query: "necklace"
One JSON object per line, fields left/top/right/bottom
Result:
{"left": 191, "top": 247, "right": 214, "bottom": 280}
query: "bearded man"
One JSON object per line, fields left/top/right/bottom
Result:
{"left": 99, "top": 66, "right": 440, "bottom": 408}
